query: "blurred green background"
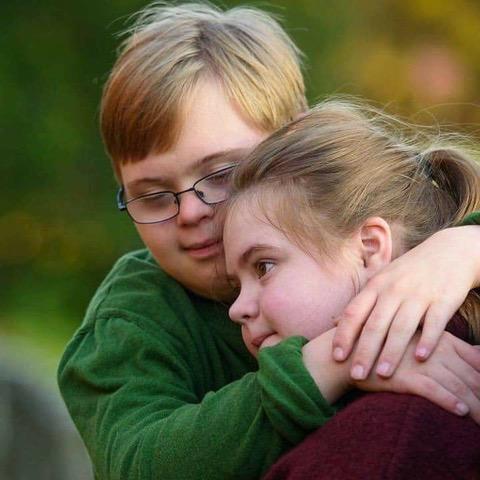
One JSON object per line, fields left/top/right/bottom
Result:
{"left": 2, "top": 0, "right": 479, "bottom": 436}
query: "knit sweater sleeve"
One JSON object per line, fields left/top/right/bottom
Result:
{"left": 459, "top": 210, "right": 480, "bottom": 226}
{"left": 58, "top": 252, "right": 335, "bottom": 480}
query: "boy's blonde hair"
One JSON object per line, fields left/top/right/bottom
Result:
{"left": 229, "top": 99, "right": 480, "bottom": 338}
{"left": 101, "top": 2, "right": 307, "bottom": 178}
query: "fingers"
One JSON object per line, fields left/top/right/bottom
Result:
{"left": 409, "top": 373, "right": 471, "bottom": 418}
{"left": 427, "top": 336, "right": 480, "bottom": 424}
{"left": 446, "top": 360, "right": 480, "bottom": 405}
{"left": 443, "top": 364, "right": 480, "bottom": 424}
{"left": 347, "top": 299, "right": 400, "bottom": 380}
{"left": 452, "top": 336, "right": 480, "bottom": 374}
{"left": 373, "top": 302, "right": 425, "bottom": 378}
{"left": 332, "top": 287, "right": 377, "bottom": 362}
{"left": 415, "top": 301, "right": 459, "bottom": 361}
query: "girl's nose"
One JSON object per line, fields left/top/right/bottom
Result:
{"left": 229, "top": 289, "right": 258, "bottom": 324}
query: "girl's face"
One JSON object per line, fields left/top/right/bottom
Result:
{"left": 224, "top": 202, "right": 364, "bottom": 357}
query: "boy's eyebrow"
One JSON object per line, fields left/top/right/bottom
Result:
{"left": 191, "top": 148, "right": 249, "bottom": 171}
{"left": 126, "top": 148, "right": 249, "bottom": 193}
{"left": 125, "top": 176, "right": 170, "bottom": 193}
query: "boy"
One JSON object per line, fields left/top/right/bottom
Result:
{"left": 58, "top": 3, "right": 480, "bottom": 479}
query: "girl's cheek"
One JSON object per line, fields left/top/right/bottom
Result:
{"left": 262, "top": 292, "right": 289, "bottom": 324}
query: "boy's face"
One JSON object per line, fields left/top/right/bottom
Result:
{"left": 120, "top": 79, "right": 267, "bottom": 298}
{"left": 224, "top": 203, "right": 362, "bottom": 357}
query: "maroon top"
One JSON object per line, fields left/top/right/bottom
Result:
{"left": 264, "top": 315, "right": 480, "bottom": 479}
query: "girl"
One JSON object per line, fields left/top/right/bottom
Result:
{"left": 223, "top": 99, "right": 480, "bottom": 477}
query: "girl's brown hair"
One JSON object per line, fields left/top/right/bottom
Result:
{"left": 229, "top": 99, "right": 480, "bottom": 338}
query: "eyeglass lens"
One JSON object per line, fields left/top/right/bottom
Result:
{"left": 125, "top": 166, "right": 234, "bottom": 224}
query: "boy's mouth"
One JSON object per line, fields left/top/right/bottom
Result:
{"left": 183, "top": 239, "right": 223, "bottom": 259}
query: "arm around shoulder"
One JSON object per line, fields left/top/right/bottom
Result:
{"left": 58, "top": 262, "right": 336, "bottom": 479}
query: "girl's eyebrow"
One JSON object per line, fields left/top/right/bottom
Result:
{"left": 225, "top": 244, "right": 280, "bottom": 280}
{"left": 240, "top": 244, "right": 279, "bottom": 265}
{"left": 225, "top": 244, "right": 272, "bottom": 277}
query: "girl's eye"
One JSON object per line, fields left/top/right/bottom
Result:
{"left": 255, "top": 261, "right": 275, "bottom": 279}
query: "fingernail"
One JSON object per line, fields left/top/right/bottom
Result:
{"left": 416, "top": 347, "right": 429, "bottom": 359}
{"left": 376, "top": 362, "right": 391, "bottom": 377}
{"left": 455, "top": 402, "right": 469, "bottom": 416}
{"left": 333, "top": 347, "right": 345, "bottom": 361}
{"left": 351, "top": 364, "right": 365, "bottom": 380}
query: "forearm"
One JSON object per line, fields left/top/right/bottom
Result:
{"left": 94, "top": 375, "right": 286, "bottom": 479}
{"left": 59, "top": 327, "right": 335, "bottom": 480}
{"left": 458, "top": 212, "right": 480, "bottom": 287}
{"left": 447, "top": 224, "right": 480, "bottom": 287}
{"left": 468, "top": 225, "right": 480, "bottom": 288}
{"left": 302, "top": 328, "right": 351, "bottom": 403}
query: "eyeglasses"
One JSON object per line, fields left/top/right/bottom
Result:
{"left": 117, "top": 165, "right": 236, "bottom": 224}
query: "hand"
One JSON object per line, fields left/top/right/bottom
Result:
{"left": 332, "top": 226, "right": 480, "bottom": 380}
{"left": 352, "top": 330, "right": 480, "bottom": 424}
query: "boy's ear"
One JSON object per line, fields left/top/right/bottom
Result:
{"left": 358, "top": 217, "right": 393, "bottom": 279}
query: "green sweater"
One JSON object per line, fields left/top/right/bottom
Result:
{"left": 58, "top": 211, "right": 480, "bottom": 479}
{"left": 58, "top": 249, "right": 335, "bottom": 480}
{"left": 461, "top": 211, "right": 480, "bottom": 226}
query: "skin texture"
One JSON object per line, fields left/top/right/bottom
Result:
{"left": 226, "top": 204, "right": 362, "bottom": 357}
{"left": 119, "top": 78, "right": 480, "bottom": 373}
{"left": 224, "top": 202, "right": 480, "bottom": 419}
{"left": 120, "top": 78, "right": 267, "bottom": 299}
{"left": 117, "top": 77, "right": 480, "bottom": 418}
{"left": 333, "top": 225, "right": 480, "bottom": 379}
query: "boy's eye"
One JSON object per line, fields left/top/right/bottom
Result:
{"left": 205, "top": 169, "right": 232, "bottom": 185}
{"left": 255, "top": 261, "right": 275, "bottom": 279}
{"left": 138, "top": 193, "right": 174, "bottom": 209}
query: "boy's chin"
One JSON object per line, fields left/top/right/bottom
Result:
{"left": 185, "top": 274, "right": 236, "bottom": 303}
{"left": 209, "top": 276, "right": 238, "bottom": 303}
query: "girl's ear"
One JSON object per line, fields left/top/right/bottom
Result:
{"left": 358, "top": 217, "right": 393, "bottom": 279}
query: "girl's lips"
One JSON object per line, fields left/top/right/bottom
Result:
{"left": 251, "top": 333, "right": 274, "bottom": 349}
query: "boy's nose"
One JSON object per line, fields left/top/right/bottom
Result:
{"left": 176, "top": 190, "right": 214, "bottom": 226}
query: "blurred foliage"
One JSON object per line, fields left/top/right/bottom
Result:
{"left": 2, "top": 0, "right": 480, "bottom": 363}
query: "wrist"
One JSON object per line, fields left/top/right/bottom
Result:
{"left": 470, "top": 226, "right": 480, "bottom": 288}
{"left": 456, "top": 225, "right": 480, "bottom": 288}
{"left": 302, "top": 328, "right": 352, "bottom": 403}
{"left": 436, "top": 226, "right": 480, "bottom": 288}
